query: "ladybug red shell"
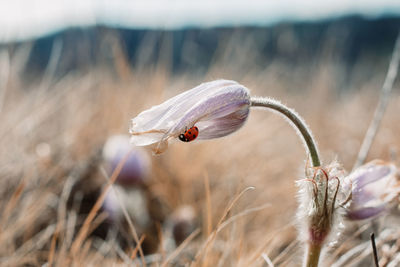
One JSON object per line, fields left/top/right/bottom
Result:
{"left": 179, "top": 126, "right": 199, "bottom": 142}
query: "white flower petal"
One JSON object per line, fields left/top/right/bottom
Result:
{"left": 130, "top": 79, "right": 251, "bottom": 152}
{"left": 131, "top": 80, "right": 237, "bottom": 134}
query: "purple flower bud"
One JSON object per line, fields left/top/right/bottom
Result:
{"left": 130, "top": 80, "right": 250, "bottom": 153}
{"left": 103, "top": 135, "right": 151, "bottom": 186}
{"left": 345, "top": 160, "right": 400, "bottom": 221}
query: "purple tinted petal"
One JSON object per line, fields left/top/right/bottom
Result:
{"left": 110, "top": 150, "right": 149, "bottom": 185}
{"left": 349, "top": 163, "right": 397, "bottom": 205}
{"left": 351, "top": 189, "right": 376, "bottom": 205}
{"left": 130, "top": 80, "right": 244, "bottom": 146}
{"left": 170, "top": 85, "right": 250, "bottom": 135}
{"left": 103, "top": 135, "right": 150, "bottom": 185}
{"left": 352, "top": 164, "right": 392, "bottom": 188}
{"left": 345, "top": 161, "right": 400, "bottom": 221}
{"left": 346, "top": 205, "right": 386, "bottom": 220}
{"left": 196, "top": 106, "right": 250, "bottom": 139}
{"left": 132, "top": 80, "right": 237, "bottom": 132}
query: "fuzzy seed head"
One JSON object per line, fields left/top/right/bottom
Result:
{"left": 297, "top": 161, "right": 349, "bottom": 246}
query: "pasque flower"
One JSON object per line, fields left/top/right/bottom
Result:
{"left": 103, "top": 135, "right": 151, "bottom": 186}
{"left": 130, "top": 80, "right": 250, "bottom": 153}
{"left": 344, "top": 160, "right": 400, "bottom": 221}
{"left": 130, "top": 78, "right": 331, "bottom": 266}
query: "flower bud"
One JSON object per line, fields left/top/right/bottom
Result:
{"left": 344, "top": 160, "right": 400, "bottom": 221}
{"left": 103, "top": 135, "right": 150, "bottom": 186}
{"left": 130, "top": 80, "right": 250, "bottom": 154}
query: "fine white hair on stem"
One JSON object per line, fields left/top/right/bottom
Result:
{"left": 353, "top": 32, "right": 400, "bottom": 171}
{"left": 250, "top": 97, "right": 321, "bottom": 167}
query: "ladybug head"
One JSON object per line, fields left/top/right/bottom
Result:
{"left": 179, "top": 134, "right": 187, "bottom": 142}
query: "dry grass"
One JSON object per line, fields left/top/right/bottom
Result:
{"left": 0, "top": 35, "right": 400, "bottom": 267}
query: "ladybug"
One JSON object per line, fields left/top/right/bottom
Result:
{"left": 179, "top": 126, "right": 199, "bottom": 142}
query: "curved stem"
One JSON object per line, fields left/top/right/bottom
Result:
{"left": 250, "top": 97, "right": 321, "bottom": 167}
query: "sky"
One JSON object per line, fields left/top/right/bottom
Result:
{"left": 0, "top": 0, "right": 400, "bottom": 42}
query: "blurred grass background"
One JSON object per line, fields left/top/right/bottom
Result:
{"left": 0, "top": 16, "right": 400, "bottom": 266}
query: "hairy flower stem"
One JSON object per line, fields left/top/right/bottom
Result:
{"left": 305, "top": 243, "right": 322, "bottom": 267}
{"left": 251, "top": 97, "right": 323, "bottom": 267}
{"left": 250, "top": 97, "right": 321, "bottom": 167}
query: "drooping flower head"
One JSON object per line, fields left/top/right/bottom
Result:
{"left": 130, "top": 80, "right": 251, "bottom": 153}
{"left": 344, "top": 160, "right": 400, "bottom": 221}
